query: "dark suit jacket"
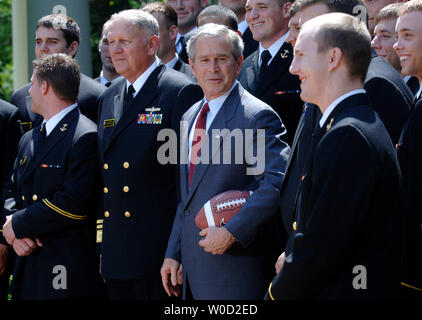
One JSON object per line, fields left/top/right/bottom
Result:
{"left": 0, "top": 100, "right": 22, "bottom": 189}
{"left": 397, "top": 98, "right": 422, "bottom": 294}
{"left": 1, "top": 108, "right": 102, "bottom": 299}
{"left": 165, "top": 83, "right": 290, "bottom": 299}
{"left": 241, "top": 27, "right": 258, "bottom": 59}
{"left": 364, "top": 51, "right": 413, "bottom": 144}
{"left": 173, "top": 57, "right": 196, "bottom": 82}
{"left": 279, "top": 103, "right": 320, "bottom": 235}
{"left": 406, "top": 76, "right": 420, "bottom": 98}
{"left": 268, "top": 93, "right": 403, "bottom": 299}
{"left": 238, "top": 42, "right": 303, "bottom": 145}
{"left": 97, "top": 65, "right": 203, "bottom": 280}
{"left": 10, "top": 74, "right": 105, "bottom": 131}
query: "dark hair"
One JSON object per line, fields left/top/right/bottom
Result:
{"left": 37, "top": 14, "right": 80, "bottom": 48}
{"left": 142, "top": 2, "right": 178, "bottom": 29}
{"left": 292, "top": 0, "right": 364, "bottom": 16}
{"left": 314, "top": 14, "right": 371, "bottom": 82}
{"left": 33, "top": 53, "right": 80, "bottom": 102}
{"left": 197, "top": 5, "right": 238, "bottom": 31}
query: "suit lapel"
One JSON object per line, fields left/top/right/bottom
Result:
{"left": 19, "top": 108, "right": 78, "bottom": 186}
{"left": 104, "top": 66, "right": 164, "bottom": 153}
{"left": 255, "top": 42, "right": 293, "bottom": 97}
{"left": 185, "top": 84, "right": 241, "bottom": 208}
{"left": 244, "top": 51, "right": 260, "bottom": 93}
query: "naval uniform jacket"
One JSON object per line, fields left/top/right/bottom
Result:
{"left": 1, "top": 107, "right": 102, "bottom": 299}
{"left": 10, "top": 74, "right": 105, "bottom": 132}
{"left": 267, "top": 93, "right": 403, "bottom": 299}
{"left": 97, "top": 65, "right": 203, "bottom": 280}
{"left": 238, "top": 43, "right": 303, "bottom": 146}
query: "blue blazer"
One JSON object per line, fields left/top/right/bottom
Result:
{"left": 165, "top": 83, "right": 290, "bottom": 299}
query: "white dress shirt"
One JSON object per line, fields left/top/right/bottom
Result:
{"left": 126, "top": 57, "right": 160, "bottom": 97}
{"left": 258, "top": 32, "right": 288, "bottom": 67}
{"left": 43, "top": 103, "right": 78, "bottom": 136}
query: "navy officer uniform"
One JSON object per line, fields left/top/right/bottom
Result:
{"left": 267, "top": 92, "right": 404, "bottom": 299}
{"left": 10, "top": 74, "right": 105, "bottom": 132}
{"left": 1, "top": 105, "right": 103, "bottom": 300}
{"left": 97, "top": 61, "right": 203, "bottom": 298}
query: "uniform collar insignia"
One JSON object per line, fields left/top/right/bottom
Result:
{"left": 326, "top": 118, "right": 334, "bottom": 132}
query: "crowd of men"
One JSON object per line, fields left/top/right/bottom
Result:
{"left": 0, "top": 0, "right": 420, "bottom": 300}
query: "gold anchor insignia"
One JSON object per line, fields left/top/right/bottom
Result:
{"left": 60, "top": 123, "right": 68, "bottom": 132}
{"left": 19, "top": 156, "right": 27, "bottom": 166}
{"left": 326, "top": 118, "right": 334, "bottom": 131}
{"left": 280, "top": 50, "right": 289, "bottom": 59}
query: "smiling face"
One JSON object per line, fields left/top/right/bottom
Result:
{"left": 289, "top": 27, "right": 328, "bottom": 106}
{"left": 372, "top": 18, "right": 401, "bottom": 72}
{"left": 190, "top": 36, "right": 243, "bottom": 100}
{"left": 167, "top": 0, "right": 208, "bottom": 33}
{"left": 394, "top": 11, "right": 422, "bottom": 81}
{"left": 245, "top": 0, "right": 289, "bottom": 48}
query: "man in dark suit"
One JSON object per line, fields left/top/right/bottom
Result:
{"left": 143, "top": 2, "right": 196, "bottom": 82}
{"left": 95, "top": 20, "right": 122, "bottom": 87}
{"left": 161, "top": 23, "right": 289, "bottom": 300}
{"left": 0, "top": 101, "right": 22, "bottom": 299}
{"left": 1, "top": 54, "right": 102, "bottom": 300}
{"left": 97, "top": 10, "right": 202, "bottom": 300}
{"left": 394, "top": 1, "right": 422, "bottom": 297}
{"left": 238, "top": 0, "right": 303, "bottom": 145}
{"left": 10, "top": 14, "right": 105, "bottom": 131}
{"left": 219, "top": 0, "right": 259, "bottom": 58}
{"left": 267, "top": 13, "right": 403, "bottom": 300}
{"left": 167, "top": 0, "right": 208, "bottom": 63}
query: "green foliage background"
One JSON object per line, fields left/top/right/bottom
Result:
{"left": 0, "top": 0, "right": 217, "bottom": 101}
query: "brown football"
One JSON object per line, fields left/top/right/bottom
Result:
{"left": 195, "top": 190, "right": 253, "bottom": 230}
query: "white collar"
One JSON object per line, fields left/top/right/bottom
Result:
{"left": 238, "top": 20, "right": 249, "bottom": 35}
{"left": 203, "top": 81, "right": 238, "bottom": 119}
{"left": 43, "top": 103, "right": 78, "bottom": 136}
{"left": 319, "top": 89, "right": 366, "bottom": 128}
{"left": 126, "top": 57, "right": 159, "bottom": 96}
{"left": 100, "top": 71, "right": 122, "bottom": 86}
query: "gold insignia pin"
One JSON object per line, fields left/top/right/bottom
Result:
{"left": 145, "top": 107, "right": 161, "bottom": 112}
{"left": 326, "top": 118, "right": 334, "bottom": 131}
{"left": 281, "top": 50, "right": 289, "bottom": 59}
{"left": 60, "top": 123, "right": 68, "bottom": 132}
{"left": 19, "top": 156, "right": 27, "bottom": 166}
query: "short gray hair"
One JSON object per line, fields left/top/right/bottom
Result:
{"left": 110, "top": 9, "right": 159, "bottom": 36}
{"left": 187, "top": 23, "right": 244, "bottom": 61}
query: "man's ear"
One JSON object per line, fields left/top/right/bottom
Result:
{"left": 169, "top": 25, "right": 178, "bottom": 42}
{"left": 148, "top": 35, "right": 160, "bottom": 56}
{"left": 328, "top": 47, "right": 343, "bottom": 72}
{"left": 68, "top": 41, "right": 79, "bottom": 58}
{"left": 41, "top": 80, "right": 49, "bottom": 96}
{"left": 282, "top": 1, "right": 292, "bottom": 19}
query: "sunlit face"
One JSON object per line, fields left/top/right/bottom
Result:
{"left": 289, "top": 27, "right": 328, "bottom": 106}
{"left": 394, "top": 11, "right": 422, "bottom": 81}
{"left": 245, "top": 0, "right": 289, "bottom": 48}
{"left": 286, "top": 13, "right": 300, "bottom": 48}
{"left": 372, "top": 18, "right": 401, "bottom": 72}
{"left": 190, "top": 36, "right": 243, "bottom": 100}
{"left": 29, "top": 70, "right": 44, "bottom": 115}
{"left": 35, "top": 26, "right": 77, "bottom": 59}
{"left": 167, "top": 0, "right": 208, "bottom": 32}
{"left": 363, "top": 0, "right": 396, "bottom": 34}
{"left": 108, "top": 18, "right": 158, "bottom": 83}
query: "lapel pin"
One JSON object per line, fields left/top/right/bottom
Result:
{"left": 60, "top": 123, "right": 68, "bottom": 132}
{"left": 326, "top": 118, "right": 334, "bottom": 132}
{"left": 280, "top": 50, "right": 289, "bottom": 59}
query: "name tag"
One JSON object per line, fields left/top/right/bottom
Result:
{"left": 103, "top": 119, "right": 115, "bottom": 128}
